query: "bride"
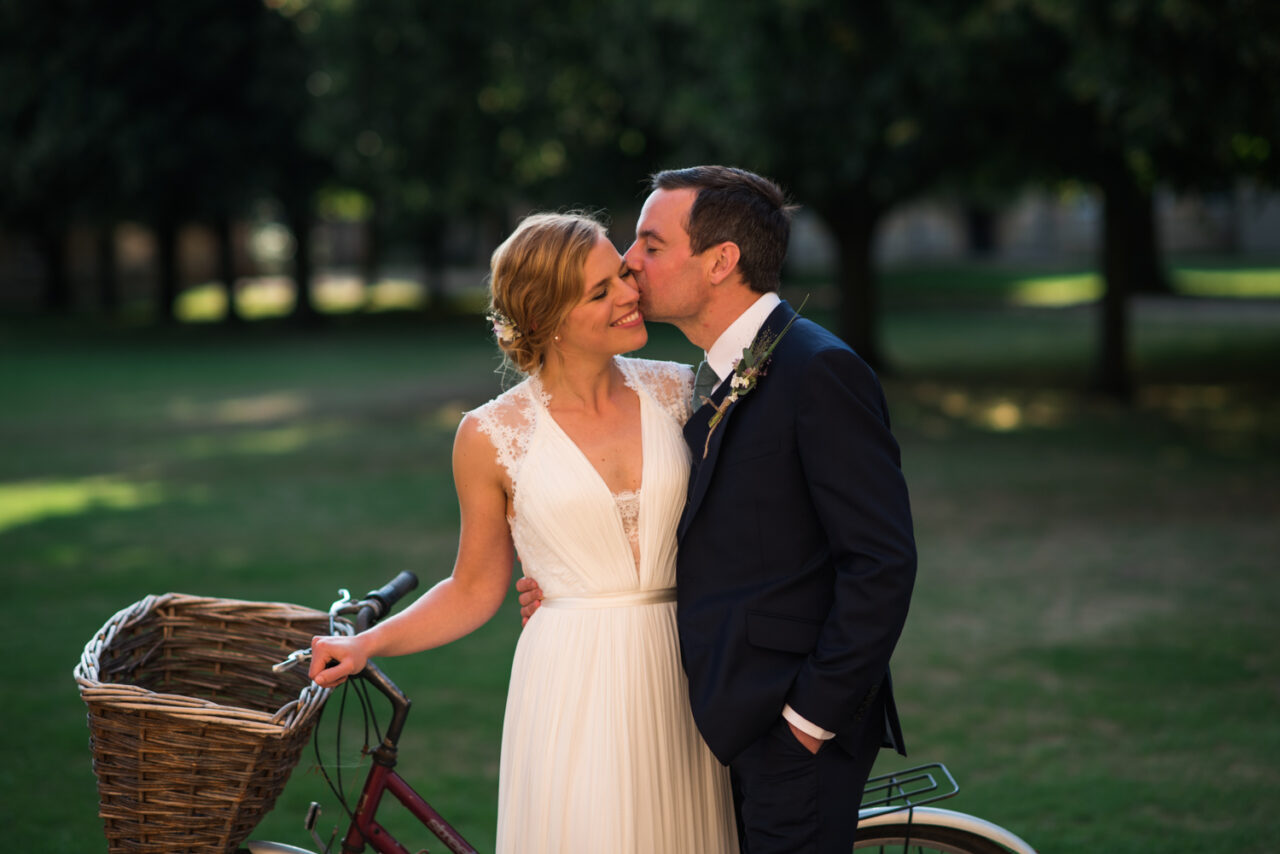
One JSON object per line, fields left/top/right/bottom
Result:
{"left": 309, "top": 212, "right": 736, "bottom": 853}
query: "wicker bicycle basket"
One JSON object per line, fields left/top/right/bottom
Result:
{"left": 73, "top": 593, "right": 352, "bottom": 854}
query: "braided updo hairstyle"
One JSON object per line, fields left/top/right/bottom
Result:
{"left": 487, "top": 212, "right": 605, "bottom": 374}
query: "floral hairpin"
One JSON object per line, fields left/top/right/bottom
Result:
{"left": 487, "top": 310, "right": 522, "bottom": 345}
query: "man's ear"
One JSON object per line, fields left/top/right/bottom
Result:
{"left": 706, "top": 241, "right": 741, "bottom": 285}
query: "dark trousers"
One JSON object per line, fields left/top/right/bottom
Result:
{"left": 728, "top": 709, "right": 883, "bottom": 854}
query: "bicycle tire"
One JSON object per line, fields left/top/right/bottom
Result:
{"left": 854, "top": 822, "right": 1014, "bottom": 853}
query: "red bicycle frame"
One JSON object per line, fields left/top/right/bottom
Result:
{"left": 342, "top": 761, "right": 476, "bottom": 854}
{"left": 335, "top": 663, "right": 479, "bottom": 854}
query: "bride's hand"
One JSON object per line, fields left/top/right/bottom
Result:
{"left": 515, "top": 575, "right": 543, "bottom": 626}
{"left": 308, "top": 634, "right": 370, "bottom": 689}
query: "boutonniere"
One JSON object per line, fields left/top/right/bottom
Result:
{"left": 702, "top": 296, "right": 807, "bottom": 458}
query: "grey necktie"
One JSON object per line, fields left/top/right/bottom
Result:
{"left": 692, "top": 360, "right": 719, "bottom": 408}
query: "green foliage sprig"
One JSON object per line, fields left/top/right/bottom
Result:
{"left": 702, "top": 296, "right": 808, "bottom": 458}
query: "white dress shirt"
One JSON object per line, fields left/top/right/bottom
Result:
{"left": 702, "top": 291, "right": 835, "bottom": 743}
{"left": 704, "top": 292, "right": 781, "bottom": 382}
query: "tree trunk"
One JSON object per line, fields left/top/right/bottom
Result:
{"left": 97, "top": 223, "right": 119, "bottom": 316}
{"left": 361, "top": 198, "right": 381, "bottom": 294}
{"left": 1097, "top": 171, "right": 1143, "bottom": 401}
{"left": 1126, "top": 186, "right": 1170, "bottom": 294}
{"left": 214, "top": 214, "right": 243, "bottom": 324}
{"left": 820, "top": 200, "right": 886, "bottom": 371}
{"left": 288, "top": 199, "right": 320, "bottom": 326}
{"left": 963, "top": 204, "right": 997, "bottom": 257}
{"left": 156, "top": 220, "right": 180, "bottom": 323}
{"left": 421, "top": 215, "right": 448, "bottom": 312}
{"left": 39, "top": 223, "right": 72, "bottom": 315}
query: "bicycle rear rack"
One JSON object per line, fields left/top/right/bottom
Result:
{"left": 858, "top": 762, "right": 960, "bottom": 819}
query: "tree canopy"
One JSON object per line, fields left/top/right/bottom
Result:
{"left": 2, "top": 0, "right": 1278, "bottom": 393}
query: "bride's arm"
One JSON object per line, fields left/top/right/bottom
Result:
{"left": 310, "top": 413, "right": 514, "bottom": 688}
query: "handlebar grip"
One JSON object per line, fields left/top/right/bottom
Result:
{"left": 365, "top": 571, "right": 419, "bottom": 619}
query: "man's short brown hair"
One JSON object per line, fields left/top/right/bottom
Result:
{"left": 650, "top": 166, "right": 794, "bottom": 293}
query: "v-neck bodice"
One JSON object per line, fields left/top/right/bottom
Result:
{"left": 530, "top": 368, "right": 646, "bottom": 511}
{"left": 489, "top": 356, "right": 738, "bottom": 852}
{"left": 470, "top": 357, "right": 695, "bottom": 599}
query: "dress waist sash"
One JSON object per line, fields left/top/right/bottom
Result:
{"left": 541, "top": 587, "right": 676, "bottom": 610}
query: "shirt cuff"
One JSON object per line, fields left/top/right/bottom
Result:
{"left": 783, "top": 704, "right": 835, "bottom": 740}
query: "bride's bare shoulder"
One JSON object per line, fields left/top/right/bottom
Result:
{"left": 460, "top": 377, "right": 540, "bottom": 483}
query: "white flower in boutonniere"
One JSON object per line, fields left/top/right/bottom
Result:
{"left": 702, "top": 296, "right": 808, "bottom": 458}
{"left": 487, "top": 310, "right": 522, "bottom": 345}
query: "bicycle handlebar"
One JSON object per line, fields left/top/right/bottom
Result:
{"left": 338, "top": 571, "right": 420, "bottom": 633}
{"left": 361, "top": 570, "right": 419, "bottom": 625}
{"left": 328, "top": 572, "right": 419, "bottom": 744}
{"left": 272, "top": 573, "right": 421, "bottom": 674}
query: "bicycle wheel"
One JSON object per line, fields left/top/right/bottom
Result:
{"left": 854, "top": 823, "right": 1013, "bottom": 853}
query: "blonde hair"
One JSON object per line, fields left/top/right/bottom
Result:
{"left": 487, "top": 212, "right": 605, "bottom": 374}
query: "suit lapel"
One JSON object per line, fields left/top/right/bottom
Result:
{"left": 680, "top": 378, "right": 735, "bottom": 539}
{"left": 678, "top": 300, "right": 797, "bottom": 541}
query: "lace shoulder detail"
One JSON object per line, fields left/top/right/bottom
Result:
{"left": 618, "top": 357, "right": 695, "bottom": 426}
{"left": 468, "top": 378, "right": 540, "bottom": 485}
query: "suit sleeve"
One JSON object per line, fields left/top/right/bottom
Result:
{"left": 786, "top": 346, "right": 917, "bottom": 733}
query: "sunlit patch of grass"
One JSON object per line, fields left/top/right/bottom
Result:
{"left": 366, "top": 278, "right": 425, "bottom": 312}
{"left": 313, "top": 274, "right": 365, "bottom": 313}
{"left": 1138, "top": 384, "right": 1279, "bottom": 455}
{"left": 0, "top": 476, "right": 163, "bottom": 533}
{"left": 176, "top": 424, "right": 339, "bottom": 460}
{"left": 176, "top": 275, "right": 432, "bottom": 322}
{"left": 176, "top": 277, "right": 300, "bottom": 321}
{"left": 903, "top": 382, "right": 1076, "bottom": 435}
{"left": 884, "top": 260, "right": 1280, "bottom": 309}
{"left": 1174, "top": 266, "right": 1280, "bottom": 298}
{"left": 1009, "top": 273, "right": 1103, "bottom": 307}
{"left": 167, "top": 392, "right": 311, "bottom": 427}
{"left": 312, "top": 274, "right": 429, "bottom": 314}
{"left": 1009, "top": 264, "right": 1280, "bottom": 305}
{"left": 239, "top": 276, "right": 297, "bottom": 316}
{"left": 175, "top": 283, "right": 231, "bottom": 321}
{"left": 897, "top": 376, "right": 1278, "bottom": 456}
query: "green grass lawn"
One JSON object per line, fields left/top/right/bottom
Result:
{"left": 2, "top": 280, "right": 1277, "bottom": 852}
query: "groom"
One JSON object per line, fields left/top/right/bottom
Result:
{"left": 522, "top": 165, "right": 916, "bottom": 852}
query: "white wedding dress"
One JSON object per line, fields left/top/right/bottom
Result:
{"left": 472, "top": 356, "right": 737, "bottom": 854}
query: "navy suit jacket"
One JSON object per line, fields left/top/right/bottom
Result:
{"left": 676, "top": 300, "right": 916, "bottom": 765}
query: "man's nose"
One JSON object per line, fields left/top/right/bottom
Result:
{"left": 622, "top": 242, "right": 641, "bottom": 269}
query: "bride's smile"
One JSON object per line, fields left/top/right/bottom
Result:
{"left": 554, "top": 234, "right": 648, "bottom": 357}
{"left": 611, "top": 309, "right": 643, "bottom": 327}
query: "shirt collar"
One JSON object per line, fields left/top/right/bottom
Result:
{"left": 705, "top": 292, "right": 783, "bottom": 380}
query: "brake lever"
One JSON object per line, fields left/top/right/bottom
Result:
{"left": 272, "top": 647, "right": 312, "bottom": 673}
{"left": 272, "top": 588, "right": 361, "bottom": 674}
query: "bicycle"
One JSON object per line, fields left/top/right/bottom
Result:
{"left": 853, "top": 764, "right": 1037, "bottom": 854}
{"left": 244, "top": 574, "right": 1039, "bottom": 854}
